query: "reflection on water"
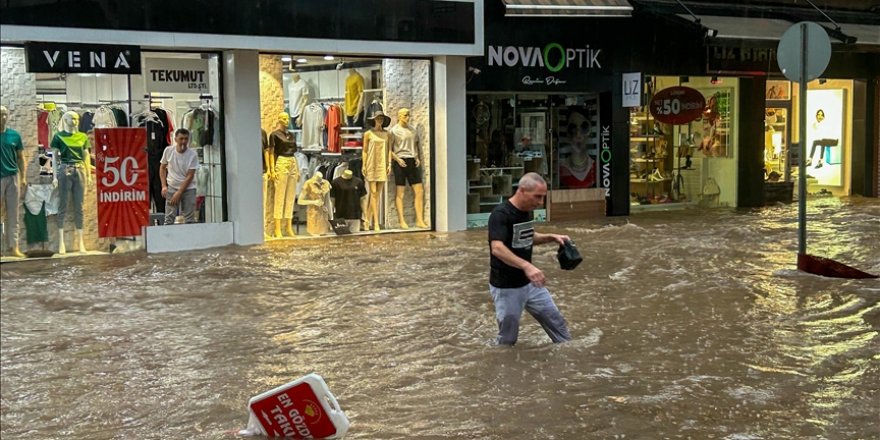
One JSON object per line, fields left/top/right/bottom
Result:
{"left": 1, "top": 197, "right": 878, "bottom": 439}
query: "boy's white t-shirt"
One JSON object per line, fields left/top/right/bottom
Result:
{"left": 160, "top": 145, "right": 199, "bottom": 190}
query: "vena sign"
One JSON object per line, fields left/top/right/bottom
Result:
{"left": 25, "top": 42, "right": 141, "bottom": 74}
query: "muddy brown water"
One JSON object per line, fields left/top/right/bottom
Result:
{"left": 1, "top": 197, "right": 878, "bottom": 439}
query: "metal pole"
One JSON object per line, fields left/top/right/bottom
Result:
{"left": 798, "top": 23, "right": 808, "bottom": 256}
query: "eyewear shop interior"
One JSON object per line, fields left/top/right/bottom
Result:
{"left": 0, "top": 47, "right": 224, "bottom": 261}
{"left": 258, "top": 55, "right": 432, "bottom": 239}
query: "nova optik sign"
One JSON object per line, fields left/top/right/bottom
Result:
{"left": 487, "top": 43, "right": 603, "bottom": 86}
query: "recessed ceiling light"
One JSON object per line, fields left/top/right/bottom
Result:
{"left": 323, "top": 55, "right": 334, "bottom": 61}
{"left": 280, "top": 55, "right": 292, "bottom": 62}
{"left": 297, "top": 58, "right": 308, "bottom": 63}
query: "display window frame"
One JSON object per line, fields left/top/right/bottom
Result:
{"left": 257, "top": 53, "right": 435, "bottom": 240}
{"left": 0, "top": 45, "right": 227, "bottom": 262}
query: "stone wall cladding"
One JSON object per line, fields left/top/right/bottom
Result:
{"left": 259, "top": 55, "right": 284, "bottom": 233}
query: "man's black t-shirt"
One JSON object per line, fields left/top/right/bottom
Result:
{"left": 488, "top": 200, "right": 535, "bottom": 288}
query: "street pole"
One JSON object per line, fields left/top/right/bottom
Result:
{"left": 798, "top": 22, "right": 808, "bottom": 256}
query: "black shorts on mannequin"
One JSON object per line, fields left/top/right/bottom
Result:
{"left": 393, "top": 158, "right": 422, "bottom": 186}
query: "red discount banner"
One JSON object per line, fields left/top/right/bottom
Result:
{"left": 649, "top": 86, "right": 706, "bottom": 125}
{"left": 94, "top": 128, "right": 150, "bottom": 238}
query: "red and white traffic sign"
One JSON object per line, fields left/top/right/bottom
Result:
{"left": 245, "top": 374, "right": 349, "bottom": 439}
{"left": 649, "top": 86, "right": 706, "bottom": 125}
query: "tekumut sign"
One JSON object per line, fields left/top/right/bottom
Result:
{"left": 25, "top": 42, "right": 140, "bottom": 74}
{"left": 144, "top": 58, "right": 210, "bottom": 93}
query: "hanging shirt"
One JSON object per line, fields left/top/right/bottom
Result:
{"left": 344, "top": 71, "right": 365, "bottom": 117}
{"left": 288, "top": 78, "right": 310, "bottom": 118}
{"left": 389, "top": 124, "right": 418, "bottom": 159}
{"left": 301, "top": 103, "right": 325, "bottom": 150}
{"left": 37, "top": 110, "right": 49, "bottom": 147}
{"left": 325, "top": 104, "right": 343, "bottom": 153}
{"left": 269, "top": 129, "right": 297, "bottom": 157}
{"left": 79, "top": 111, "right": 95, "bottom": 132}
{"left": 1, "top": 128, "right": 24, "bottom": 177}
{"left": 330, "top": 176, "right": 365, "bottom": 220}
{"left": 50, "top": 131, "right": 90, "bottom": 164}
{"left": 160, "top": 145, "right": 199, "bottom": 190}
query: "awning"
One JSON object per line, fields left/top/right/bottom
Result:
{"left": 683, "top": 14, "right": 880, "bottom": 45}
{"left": 503, "top": 0, "right": 633, "bottom": 18}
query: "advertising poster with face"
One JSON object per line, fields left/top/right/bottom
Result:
{"left": 557, "top": 109, "right": 596, "bottom": 189}
{"left": 806, "top": 89, "right": 845, "bottom": 187}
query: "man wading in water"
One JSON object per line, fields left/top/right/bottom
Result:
{"left": 487, "top": 172, "right": 572, "bottom": 345}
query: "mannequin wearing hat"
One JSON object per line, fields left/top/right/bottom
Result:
{"left": 389, "top": 108, "right": 427, "bottom": 229}
{"left": 51, "top": 110, "right": 92, "bottom": 254}
{"left": 270, "top": 112, "right": 300, "bottom": 238}
{"left": 1, "top": 106, "right": 26, "bottom": 257}
{"left": 298, "top": 171, "right": 332, "bottom": 236}
{"left": 362, "top": 110, "right": 392, "bottom": 231}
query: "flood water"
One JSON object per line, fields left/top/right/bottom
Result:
{"left": 1, "top": 197, "right": 878, "bottom": 440}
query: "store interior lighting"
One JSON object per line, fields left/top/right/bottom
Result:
{"left": 323, "top": 55, "right": 335, "bottom": 61}
{"left": 280, "top": 55, "right": 292, "bottom": 62}
{"left": 296, "top": 58, "right": 308, "bottom": 63}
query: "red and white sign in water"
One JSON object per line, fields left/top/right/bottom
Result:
{"left": 249, "top": 381, "right": 339, "bottom": 439}
{"left": 649, "top": 86, "right": 706, "bottom": 125}
{"left": 94, "top": 128, "right": 150, "bottom": 237}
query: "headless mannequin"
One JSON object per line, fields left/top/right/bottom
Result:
{"left": 362, "top": 113, "right": 391, "bottom": 232}
{"left": 344, "top": 69, "right": 365, "bottom": 126}
{"left": 298, "top": 171, "right": 331, "bottom": 236}
{"left": 0, "top": 106, "right": 26, "bottom": 257}
{"left": 289, "top": 73, "right": 310, "bottom": 127}
{"left": 389, "top": 108, "right": 427, "bottom": 229}
{"left": 270, "top": 113, "right": 298, "bottom": 238}
{"left": 53, "top": 111, "right": 92, "bottom": 254}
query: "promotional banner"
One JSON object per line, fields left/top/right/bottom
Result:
{"left": 144, "top": 58, "right": 210, "bottom": 93}
{"left": 94, "top": 128, "right": 150, "bottom": 238}
{"left": 649, "top": 86, "right": 706, "bottom": 125}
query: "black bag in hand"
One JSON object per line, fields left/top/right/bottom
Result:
{"left": 557, "top": 239, "right": 583, "bottom": 271}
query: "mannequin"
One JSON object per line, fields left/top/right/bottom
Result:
{"left": 269, "top": 112, "right": 300, "bottom": 238}
{"left": 330, "top": 169, "right": 367, "bottom": 233}
{"left": 362, "top": 110, "right": 392, "bottom": 231}
{"left": 288, "top": 72, "right": 310, "bottom": 126}
{"left": 261, "top": 128, "right": 272, "bottom": 238}
{"left": 298, "top": 171, "right": 332, "bottom": 236}
{"left": 51, "top": 111, "right": 92, "bottom": 254}
{"left": 0, "top": 106, "right": 26, "bottom": 257}
{"left": 389, "top": 108, "right": 427, "bottom": 229}
{"left": 344, "top": 69, "right": 365, "bottom": 127}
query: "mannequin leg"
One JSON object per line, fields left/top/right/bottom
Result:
{"left": 1, "top": 175, "right": 24, "bottom": 257}
{"left": 57, "top": 229, "right": 66, "bottom": 255}
{"left": 76, "top": 229, "right": 86, "bottom": 253}
{"left": 412, "top": 183, "right": 428, "bottom": 228}
{"left": 369, "top": 181, "right": 382, "bottom": 231}
{"left": 263, "top": 173, "right": 270, "bottom": 239}
{"left": 273, "top": 219, "right": 282, "bottom": 238}
{"left": 272, "top": 158, "right": 290, "bottom": 238}
{"left": 283, "top": 167, "right": 297, "bottom": 237}
{"left": 395, "top": 185, "right": 409, "bottom": 229}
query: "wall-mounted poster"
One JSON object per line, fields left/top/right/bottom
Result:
{"left": 557, "top": 108, "right": 597, "bottom": 188}
{"left": 806, "top": 89, "right": 845, "bottom": 187}
{"left": 766, "top": 80, "right": 791, "bottom": 101}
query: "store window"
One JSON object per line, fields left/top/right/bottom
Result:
{"left": 465, "top": 93, "right": 603, "bottom": 227}
{"left": 258, "top": 55, "right": 432, "bottom": 238}
{"left": 628, "top": 76, "right": 739, "bottom": 210}
{"left": 0, "top": 46, "right": 223, "bottom": 261}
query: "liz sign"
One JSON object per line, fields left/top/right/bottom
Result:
{"left": 649, "top": 86, "right": 706, "bottom": 125}
{"left": 24, "top": 42, "right": 141, "bottom": 74}
{"left": 94, "top": 128, "right": 150, "bottom": 238}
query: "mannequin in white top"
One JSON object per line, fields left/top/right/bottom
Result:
{"left": 389, "top": 108, "right": 427, "bottom": 229}
{"left": 288, "top": 72, "right": 310, "bottom": 127}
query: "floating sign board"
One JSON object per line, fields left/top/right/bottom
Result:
{"left": 649, "top": 86, "right": 706, "bottom": 125}
{"left": 24, "top": 42, "right": 141, "bottom": 74}
{"left": 622, "top": 72, "right": 641, "bottom": 107}
{"left": 243, "top": 373, "right": 349, "bottom": 439}
{"left": 94, "top": 128, "right": 150, "bottom": 238}
{"left": 144, "top": 58, "right": 210, "bottom": 93}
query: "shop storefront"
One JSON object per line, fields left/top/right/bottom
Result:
{"left": 0, "top": 0, "right": 480, "bottom": 259}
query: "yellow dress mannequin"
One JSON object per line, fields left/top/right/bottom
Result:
{"left": 298, "top": 171, "right": 332, "bottom": 236}
{"left": 362, "top": 110, "right": 392, "bottom": 231}
{"left": 389, "top": 108, "right": 428, "bottom": 229}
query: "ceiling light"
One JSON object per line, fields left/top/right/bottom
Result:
{"left": 280, "top": 55, "right": 291, "bottom": 62}
{"left": 297, "top": 58, "right": 308, "bottom": 63}
{"left": 323, "top": 55, "right": 335, "bottom": 61}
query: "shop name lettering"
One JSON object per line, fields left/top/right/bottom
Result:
{"left": 600, "top": 125, "right": 611, "bottom": 196}
{"left": 42, "top": 50, "right": 131, "bottom": 69}
{"left": 99, "top": 189, "right": 147, "bottom": 203}
{"left": 265, "top": 393, "right": 314, "bottom": 439}
{"left": 150, "top": 69, "right": 208, "bottom": 90}
{"left": 521, "top": 76, "right": 567, "bottom": 86}
{"left": 488, "top": 44, "right": 602, "bottom": 72}
{"left": 712, "top": 46, "right": 775, "bottom": 62}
